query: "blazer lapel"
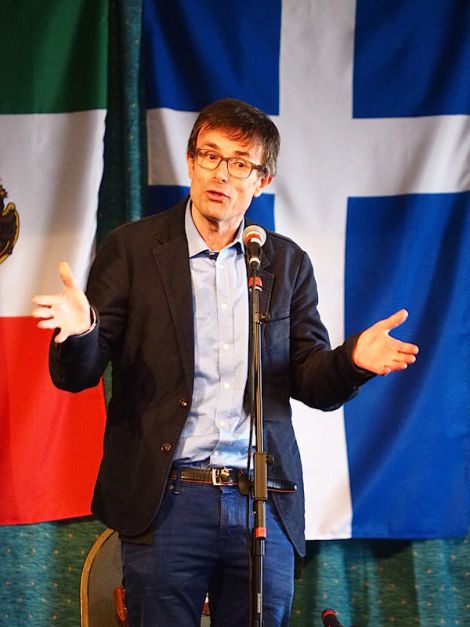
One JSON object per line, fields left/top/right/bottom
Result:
{"left": 257, "top": 254, "right": 274, "bottom": 319}
{"left": 151, "top": 203, "right": 194, "bottom": 389}
{"left": 244, "top": 218, "right": 273, "bottom": 317}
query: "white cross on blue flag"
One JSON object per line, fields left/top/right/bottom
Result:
{"left": 143, "top": 0, "right": 470, "bottom": 539}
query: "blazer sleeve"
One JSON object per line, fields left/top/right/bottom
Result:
{"left": 49, "top": 229, "right": 130, "bottom": 392}
{"left": 289, "top": 250, "right": 374, "bottom": 410}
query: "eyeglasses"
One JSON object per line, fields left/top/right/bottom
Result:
{"left": 194, "top": 149, "right": 267, "bottom": 179}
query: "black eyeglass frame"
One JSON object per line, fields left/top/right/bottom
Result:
{"left": 192, "top": 148, "right": 268, "bottom": 179}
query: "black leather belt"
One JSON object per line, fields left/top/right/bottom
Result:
{"left": 169, "top": 467, "right": 297, "bottom": 493}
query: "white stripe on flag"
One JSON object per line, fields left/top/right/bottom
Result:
{"left": 146, "top": 104, "right": 354, "bottom": 538}
{"left": 0, "top": 110, "right": 106, "bottom": 315}
{"left": 147, "top": 108, "right": 197, "bottom": 186}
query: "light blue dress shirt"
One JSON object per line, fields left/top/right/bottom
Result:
{"left": 173, "top": 205, "right": 250, "bottom": 468}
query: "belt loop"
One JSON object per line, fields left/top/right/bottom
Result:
{"left": 238, "top": 471, "right": 250, "bottom": 496}
{"left": 173, "top": 467, "right": 183, "bottom": 494}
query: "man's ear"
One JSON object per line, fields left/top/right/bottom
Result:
{"left": 253, "top": 174, "right": 273, "bottom": 198}
{"left": 186, "top": 153, "right": 195, "bottom": 179}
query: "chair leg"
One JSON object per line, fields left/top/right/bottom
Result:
{"left": 114, "top": 585, "right": 128, "bottom": 626}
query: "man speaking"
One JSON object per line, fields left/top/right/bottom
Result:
{"left": 33, "top": 98, "right": 418, "bottom": 626}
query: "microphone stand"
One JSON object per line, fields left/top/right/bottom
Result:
{"left": 248, "top": 265, "right": 268, "bottom": 627}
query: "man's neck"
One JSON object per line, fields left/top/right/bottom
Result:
{"left": 191, "top": 211, "right": 242, "bottom": 251}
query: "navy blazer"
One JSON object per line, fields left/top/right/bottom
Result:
{"left": 49, "top": 198, "right": 370, "bottom": 556}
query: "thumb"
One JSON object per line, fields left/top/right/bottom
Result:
{"left": 380, "top": 308, "right": 408, "bottom": 332}
{"left": 58, "top": 261, "right": 78, "bottom": 290}
{"left": 54, "top": 328, "right": 69, "bottom": 344}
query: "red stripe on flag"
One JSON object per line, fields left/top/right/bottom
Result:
{"left": 0, "top": 316, "right": 106, "bottom": 524}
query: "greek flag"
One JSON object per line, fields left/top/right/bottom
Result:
{"left": 143, "top": 0, "right": 470, "bottom": 539}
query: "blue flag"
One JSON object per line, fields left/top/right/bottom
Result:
{"left": 143, "top": 0, "right": 470, "bottom": 539}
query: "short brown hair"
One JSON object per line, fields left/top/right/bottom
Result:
{"left": 187, "top": 98, "right": 280, "bottom": 177}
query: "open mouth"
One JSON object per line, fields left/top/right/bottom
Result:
{"left": 206, "top": 190, "right": 229, "bottom": 201}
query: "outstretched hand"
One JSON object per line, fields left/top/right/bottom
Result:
{"left": 32, "top": 262, "right": 92, "bottom": 343}
{"left": 353, "top": 309, "right": 419, "bottom": 376}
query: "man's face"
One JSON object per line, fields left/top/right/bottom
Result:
{"left": 187, "top": 127, "right": 272, "bottom": 234}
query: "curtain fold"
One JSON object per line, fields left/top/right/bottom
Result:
{"left": 97, "top": 0, "right": 147, "bottom": 242}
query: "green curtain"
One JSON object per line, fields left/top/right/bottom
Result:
{"left": 97, "top": 0, "right": 147, "bottom": 242}
{"left": 1, "top": 2, "right": 469, "bottom": 626}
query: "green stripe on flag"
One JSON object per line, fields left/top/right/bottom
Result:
{"left": 0, "top": 0, "right": 108, "bottom": 114}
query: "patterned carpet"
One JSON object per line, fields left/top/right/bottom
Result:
{"left": 1, "top": 518, "right": 469, "bottom": 625}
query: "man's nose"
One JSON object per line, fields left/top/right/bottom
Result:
{"left": 214, "top": 158, "right": 230, "bottom": 180}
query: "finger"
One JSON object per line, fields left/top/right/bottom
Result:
{"left": 54, "top": 330, "right": 69, "bottom": 344}
{"left": 37, "top": 319, "right": 59, "bottom": 330}
{"left": 31, "top": 306, "right": 54, "bottom": 319}
{"left": 380, "top": 361, "right": 406, "bottom": 376}
{"left": 393, "top": 354, "right": 416, "bottom": 366}
{"left": 32, "top": 294, "right": 61, "bottom": 307}
{"left": 380, "top": 308, "right": 409, "bottom": 331}
{"left": 401, "top": 353, "right": 417, "bottom": 364}
{"left": 398, "top": 342, "right": 419, "bottom": 356}
{"left": 59, "top": 261, "right": 78, "bottom": 290}
{"left": 390, "top": 338, "right": 419, "bottom": 355}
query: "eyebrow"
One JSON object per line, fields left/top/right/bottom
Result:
{"left": 199, "top": 142, "right": 252, "bottom": 158}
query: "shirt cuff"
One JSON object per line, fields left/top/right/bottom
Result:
{"left": 75, "top": 306, "right": 97, "bottom": 337}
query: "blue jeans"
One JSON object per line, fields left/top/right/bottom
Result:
{"left": 121, "top": 479, "right": 295, "bottom": 626}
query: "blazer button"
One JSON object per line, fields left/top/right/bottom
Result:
{"left": 179, "top": 399, "right": 189, "bottom": 408}
{"left": 161, "top": 442, "right": 172, "bottom": 453}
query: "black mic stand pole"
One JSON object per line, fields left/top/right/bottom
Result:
{"left": 248, "top": 265, "right": 268, "bottom": 627}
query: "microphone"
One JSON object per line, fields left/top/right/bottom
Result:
{"left": 321, "top": 608, "right": 344, "bottom": 627}
{"left": 243, "top": 225, "right": 267, "bottom": 271}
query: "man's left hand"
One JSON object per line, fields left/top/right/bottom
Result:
{"left": 353, "top": 309, "right": 419, "bottom": 376}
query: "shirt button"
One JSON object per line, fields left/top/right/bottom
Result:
{"left": 223, "top": 383, "right": 230, "bottom": 390}
{"left": 161, "top": 442, "right": 172, "bottom": 453}
{"left": 223, "top": 343, "right": 230, "bottom": 350}
{"left": 221, "top": 303, "right": 228, "bottom": 310}
{"left": 179, "top": 399, "right": 189, "bottom": 408}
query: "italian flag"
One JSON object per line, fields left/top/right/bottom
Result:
{"left": 0, "top": 0, "right": 107, "bottom": 524}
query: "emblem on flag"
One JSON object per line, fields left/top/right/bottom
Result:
{"left": 0, "top": 183, "right": 19, "bottom": 264}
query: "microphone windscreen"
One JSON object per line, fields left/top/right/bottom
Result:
{"left": 243, "top": 225, "right": 267, "bottom": 247}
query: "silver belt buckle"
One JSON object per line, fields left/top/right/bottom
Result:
{"left": 211, "top": 468, "right": 231, "bottom": 485}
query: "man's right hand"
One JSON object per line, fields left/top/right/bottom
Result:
{"left": 32, "top": 261, "right": 92, "bottom": 343}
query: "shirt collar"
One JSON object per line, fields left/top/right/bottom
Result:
{"left": 185, "top": 201, "right": 244, "bottom": 259}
